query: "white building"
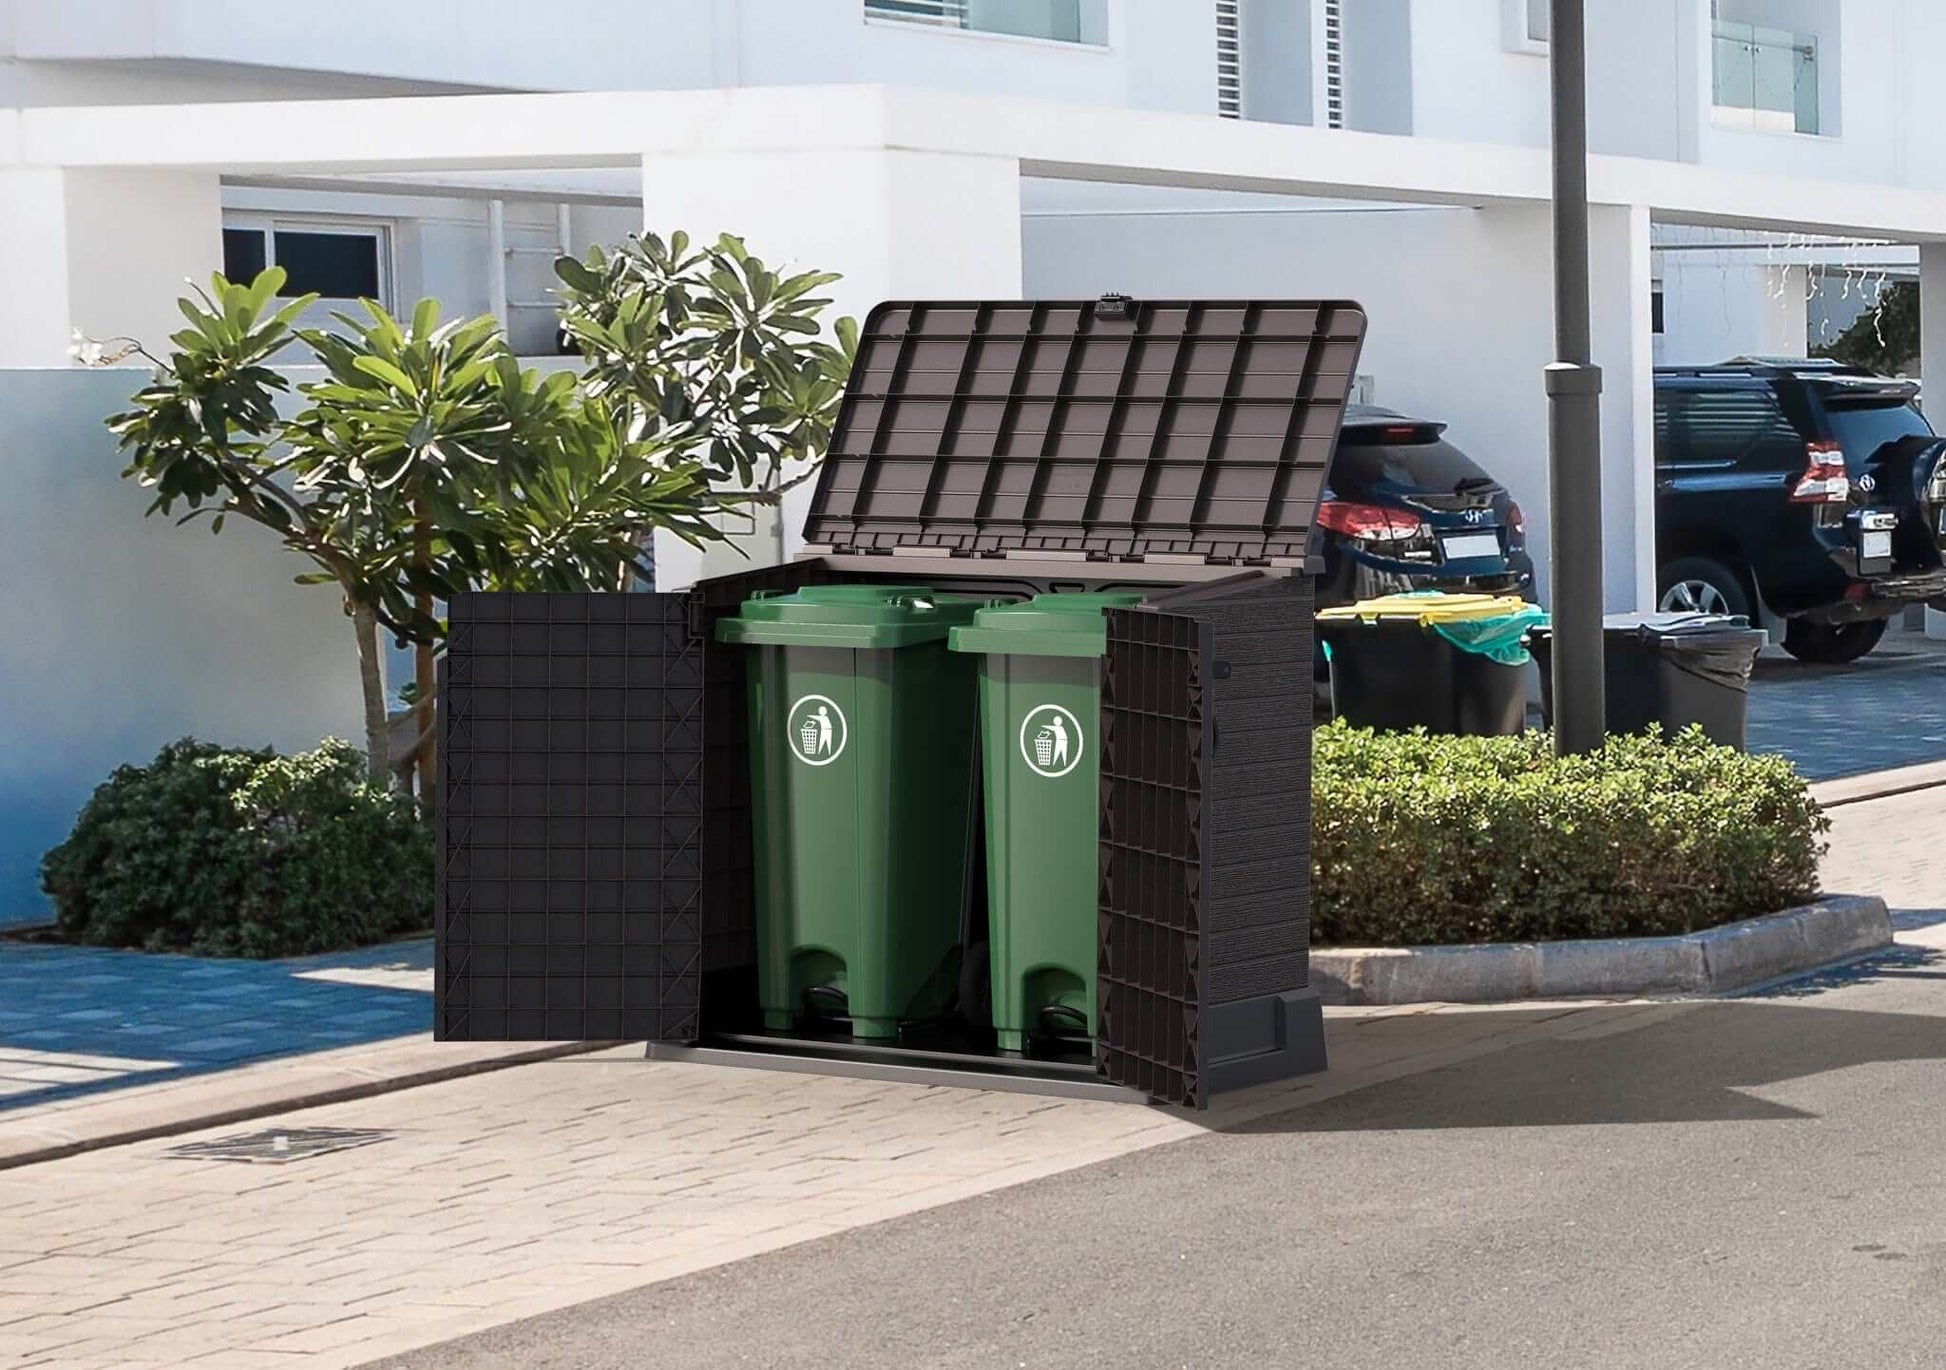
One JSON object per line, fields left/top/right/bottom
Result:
{"left": 5, "top": 0, "right": 1946, "bottom": 919}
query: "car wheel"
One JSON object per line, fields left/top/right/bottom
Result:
{"left": 1657, "top": 558, "right": 1752, "bottom": 619}
{"left": 1781, "top": 618, "right": 1887, "bottom": 665}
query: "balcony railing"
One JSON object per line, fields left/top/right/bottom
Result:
{"left": 864, "top": 0, "right": 1090, "bottom": 44}
{"left": 1712, "top": 19, "right": 1820, "bottom": 136}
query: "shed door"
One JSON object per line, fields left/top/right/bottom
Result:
{"left": 1097, "top": 606, "right": 1209, "bottom": 1107}
{"left": 436, "top": 592, "right": 703, "bottom": 1043}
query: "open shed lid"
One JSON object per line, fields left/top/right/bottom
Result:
{"left": 802, "top": 296, "right": 1368, "bottom": 565}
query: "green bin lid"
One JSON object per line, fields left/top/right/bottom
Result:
{"left": 715, "top": 584, "right": 990, "bottom": 649}
{"left": 947, "top": 592, "right": 1145, "bottom": 660}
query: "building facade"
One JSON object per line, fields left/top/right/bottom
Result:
{"left": 4, "top": 0, "right": 1946, "bottom": 920}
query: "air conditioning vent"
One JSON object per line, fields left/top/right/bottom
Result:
{"left": 1323, "top": 0, "right": 1345, "bottom": 128}
{"left": 1216, "top": 0, "right": 1243, "bottom": 118}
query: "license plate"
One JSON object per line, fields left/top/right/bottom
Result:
{"left": 1440, "top": 532, "right": 1501, "bottom": 562}
{"left": 1862, "top": 530, "right": 1893, "bottom": 562}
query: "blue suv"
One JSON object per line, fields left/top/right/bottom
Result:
{"left": 1315, "top": 405, "right": 1534, "bottom": 611}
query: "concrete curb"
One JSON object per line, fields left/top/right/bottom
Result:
{"left": 0, "top": 1039, "right": 620, "bottom": 1172}
{"left": 1311, "top": 896, "right": 1892, "bottom": 1007}
{"left": 1810, "top": 761, "right": 1946, "bottom": 810}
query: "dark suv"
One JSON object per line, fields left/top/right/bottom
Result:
{"left": 1315, "top": 405, "right": 1534, "bottom": 609}
{"left": 1655, "top": 360, "right": 1946, "bottom": 663}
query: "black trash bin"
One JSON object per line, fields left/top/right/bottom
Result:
{"left": 1317, "top": 593, "right": 1545, "bottom": 736}
{"left": 1530, "top": 613, "right": 1767, "bottom": 748}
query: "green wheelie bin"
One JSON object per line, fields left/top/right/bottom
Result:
{"left": 949, "top": 592, "right": 1143, "bottom": 1054}
{"left": 717, "top": 585, "right": 987, "bottom": 1041}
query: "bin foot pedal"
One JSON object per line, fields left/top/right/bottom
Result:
{"left": 1038, "top": 1004, "right": 1088, "bottom": 1037}
{"left": 803, "top": 986, "right": 849, "bottom": 1020}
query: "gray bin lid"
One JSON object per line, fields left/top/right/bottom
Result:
{"left": 802, "top": 296, "right": 1368, "bottom": 566}
{"left": 1602, "top": 612, "right": 1765, "bottom": 641}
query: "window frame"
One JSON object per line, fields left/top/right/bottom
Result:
{"left": 1503, "top": 0, "right": 1549, "bottom": 56}
{"left": 1709, "top": 18, "right": 1823, "bottom": 138}
{"left": 861, "top": 0, "right": 1110, "bottom": 50}
{"left": 221, "top": 213, "right": 396, "bottom": 308}
{"left": 1658, "top": 381, "right": 1809, "bottom": 474}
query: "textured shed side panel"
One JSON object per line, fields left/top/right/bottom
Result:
{"left": 1098, "top": 607, "right": 1208, "bottom": 1107}
{"left": 437, "top": 592, "right": 703, "bottom": 1043}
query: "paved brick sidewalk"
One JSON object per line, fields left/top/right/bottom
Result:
{"left": 0, "top": 780, "right": 1935, "bottom": 1368}
{"left": 1821, "top": 785, "right": 1946, "bottom": 928}
{"left": 0, "top": 939, "right": 431, "bottom": 1112}
{"left": 0, "top": 999, "right": 1664, "bottom": 1369}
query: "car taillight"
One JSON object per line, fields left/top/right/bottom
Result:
{"left": 1316, "top": 500, "right": 1428, "bottom": 543}
{"left": 1507, "top": 502, "right": 1526, "bottom": 536}
{"left": 1790, "top": 442, "right": 1850, "bottom": 504}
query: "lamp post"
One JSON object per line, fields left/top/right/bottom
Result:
{"left": 1547, "top": 0, "right": 1606, "bottom": 755}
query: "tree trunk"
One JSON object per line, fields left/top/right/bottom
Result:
{"left": 413, "top": 512, "right": 437, "bottom": 808}
{"left": 351, "top": 602, "right": 391, "bottom": 785}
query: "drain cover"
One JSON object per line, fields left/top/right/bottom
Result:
{"left": 164, "top": 1126, "right": 393, "bottom": 1165}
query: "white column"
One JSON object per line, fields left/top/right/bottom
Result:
{"left": 1587, "top": 202, "right": 1658, "bottom": 612}
{"left": 1920, "top": 242, "right": 1946, "bottom": 415}
{"left": 1674, "top": 0, "right": 1710, "bottom": 164}
{"left": 0, "top": 168, "right": 222, "bottom": 369}
{"left": 641, "top": 146, "right": 1026, "bottom": 590}
{"left": 0, "top": 170, "right": 74, "bottom": 369}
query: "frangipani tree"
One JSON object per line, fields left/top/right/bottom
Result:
{"left": 107, "top": 269, "right": 724, "bottom": 788}
{"left": 105, "top": 232, "right": 857, "bottom": 797}
{"left": 554, "top": 231, "right": 859, "bottom": 505}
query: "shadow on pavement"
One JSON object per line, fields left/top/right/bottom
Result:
{"left": 1243, "top": 993, "right": 1946, "bottom": 1134}
{"left": 0, "top": 938, "right": 432, "bottom": 1113}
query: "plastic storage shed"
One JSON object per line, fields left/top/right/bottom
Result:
{"left": 436, "top": 297, "right": 1367, "bottom": 1108}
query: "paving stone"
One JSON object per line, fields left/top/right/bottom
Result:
{"left": 1748, "top": 636, "right": 1946, "bottom": 780}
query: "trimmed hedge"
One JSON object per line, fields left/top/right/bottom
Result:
{"left": 1311, "top": 723, "right": 1828, "bottom": 947}
{"left": 40, "top": 739, "right": 431, "bottom": 958}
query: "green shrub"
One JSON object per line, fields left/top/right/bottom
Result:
{"left": 40, "top": 738, "right": 431, "bottom": 958}
{"left": 1311, "top": 723, "right": 1828, "bottom": 947}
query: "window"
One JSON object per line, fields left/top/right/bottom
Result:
{"left": 1662, "top": 387, "right": 1805, "bottom": 471}
{"left": 1825, "top": 400, "right": 1934, "bottom": 467}
{"left": 1651, "top": 283, "right": 1666, "bottom": 336}
{"left": 863, "top": 0, "right": 1099, "bottom": 44}
{"left": 1504, "top": 0, "right": 1548, "bottom": 54}
{"left": 1333, "top": 436, "right": 1496, "bottom": 492}
{"left": 222, "top": 228, "right": 267, "bottom": 282}
{"left": 1712, "top": 20, "right": 1819, "bottom": 135}
{"left": 221, "top": 218, "right": 391, "bottom": 304}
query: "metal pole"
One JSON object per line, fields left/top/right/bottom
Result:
{"left": 1547, "top": 0, "right": 1605, "bottom": 754}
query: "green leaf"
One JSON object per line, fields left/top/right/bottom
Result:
{"left": 411, "top": 297, "right": 441, "bottom": 339}
{"left": 554, "top": 256, "right": 603, "bottom": 294}
{"left": 352, "top": 356, "right": 420, "bottom": 396}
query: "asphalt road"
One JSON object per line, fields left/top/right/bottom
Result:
{"left": 374, "top": 939, "right": 1946, "bottom": 1370}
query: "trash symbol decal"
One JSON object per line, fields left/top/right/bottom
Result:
{"left": 1018, "top": 704, "right": 1084, "bottom": 779}
{"left": 787, "top": 695, "right": 847, "bottom": 766}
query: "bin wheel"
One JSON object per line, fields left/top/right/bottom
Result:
{"left": 1782, "top": 617, "right": 1886, "bottom": 665}
{"left": 1657, "top": 557, "right": 1751, "bottom": 619}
